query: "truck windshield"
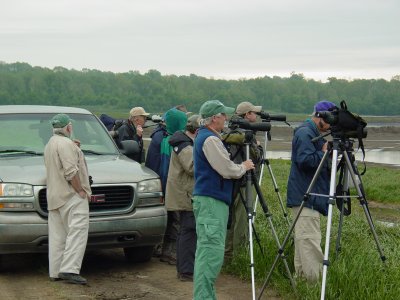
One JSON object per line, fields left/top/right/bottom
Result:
{"left": 0, "top": 113, "right": 119, "bottom": 155}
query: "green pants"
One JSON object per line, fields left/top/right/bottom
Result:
{"left": 193, "top": 196, "right": 229, "bottom": 300}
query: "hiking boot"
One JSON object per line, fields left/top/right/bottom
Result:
{"left": 58, "top": 272, "right": 87, "bottom": 285}
{"left": 160, "top": 255, "right": 176, "bottom": 265}
{"left": 167, "top": 256, "right": 177, "bottom": 265}
{"left": 178, "top": 273, "right": 193, "bottom": 282}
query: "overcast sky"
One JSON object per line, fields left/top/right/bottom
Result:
{"left": 1, "top": 0, "right": 399, "bottom": 81}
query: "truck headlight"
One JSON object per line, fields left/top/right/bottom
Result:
{"left": 0, "top": 183, "right": 34, "bottom": 197}
{"left": 137, "top": 179, "right": 163, "bottom": 207}
{"left": 137, "top": 179, "right": 161, "bottom": 193}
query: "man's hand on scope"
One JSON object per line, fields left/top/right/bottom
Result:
{"left": 322, "top": 142, "right": 329, "bottom": 152}
{"left": 242, "top": 159, "right": 255, "bottom": 171}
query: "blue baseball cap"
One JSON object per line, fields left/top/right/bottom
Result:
{"left": 314, "top": 100, "right": 337, "bottom": 113}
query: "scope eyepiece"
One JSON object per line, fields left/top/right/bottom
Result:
{"left": 315, "top": 111, "right": 337, "bottom": 125}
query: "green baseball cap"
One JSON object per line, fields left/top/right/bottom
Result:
{"left": 50, "top": 113, "right": 72, "bottom": 128}
{"left": 199, "top": 100, "right": 235, "bottom": 118}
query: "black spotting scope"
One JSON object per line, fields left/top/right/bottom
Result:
{"left": 229, "top": 119, "right": 271, "bottom": 132}
{"left": 256, "top": 111, "right": 286, "bottom": 122}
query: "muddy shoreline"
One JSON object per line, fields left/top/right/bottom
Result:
{"left": 144, "top": 125, "right": 400, "bottom": 152}
{"left": 253, "top": 125, "right": 400, "bottom": 151}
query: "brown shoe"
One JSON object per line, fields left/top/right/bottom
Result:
{"left": 160, "top": 255, "right": 176, "bottom": 265}
{"left": 167, "top": 256, "right": 176, "bottom": 265}
{"left": 178, "top": 273, "right": 193, "bottom": 282}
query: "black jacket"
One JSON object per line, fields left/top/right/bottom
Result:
{"left": 116, "top": 121, "right": 143, "bottom": 163}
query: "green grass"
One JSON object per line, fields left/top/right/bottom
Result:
{"left": 224, "top": 159, "right": 400, "bottom": 300}
{"left": 362, "top": 166, "right": 400, "bottom": 204}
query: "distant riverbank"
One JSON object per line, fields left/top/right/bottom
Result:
{"left": 255, "top": 125, "right": 400, "bottom": 151}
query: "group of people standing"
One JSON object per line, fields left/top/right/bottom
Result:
{"left": 43, "top": 98, "right": 337, "bottom": 300}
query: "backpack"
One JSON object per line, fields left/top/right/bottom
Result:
{"left": 99, "top": 114, "right": 126, "bottom": 133}
{"left": 99, "top": 114, "right": 116, "bottom": 131}
{"left": 112, "top": 119, "right": 127, "bottom": 132}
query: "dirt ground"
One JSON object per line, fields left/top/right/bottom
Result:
{"left": 0, "top": 249, "right": 280, "bottom": 300}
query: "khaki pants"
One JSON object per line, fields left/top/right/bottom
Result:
{"left": 292, "top": 206, "right": 323, "bottom": 282}
{"left": 48, "top": 194, "right": 89, "bottom": 278}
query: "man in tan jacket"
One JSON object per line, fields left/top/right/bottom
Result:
{"left": 165, "top": 114, "right": 200, "bottom": 281}
{"left": 44, "top": 114, "right": 91, "bottom": 285}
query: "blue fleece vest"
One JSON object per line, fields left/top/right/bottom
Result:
{"left": 193, "top": 127, "right": 233, "bottom": 205}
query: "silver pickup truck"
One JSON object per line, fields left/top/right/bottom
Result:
{"left": 0, "top": 105, "right": 166, "bottom": 265}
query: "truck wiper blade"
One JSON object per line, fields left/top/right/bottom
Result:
{"left": 81, "top": 149, "right": 103, "bottom": 155}
{"left": 0, "top": 149, "right": 43, "bottom": 155}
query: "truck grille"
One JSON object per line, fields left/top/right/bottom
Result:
{"left": 38, "top": 186, "right": 134, "bottom": 213}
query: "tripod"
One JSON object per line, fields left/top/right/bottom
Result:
{"left": 253, "top": 131, "right": 290, "bottom": 226}
{"left": 258, "top": 136, "right": 386, "bottom": 300}
{"left": 241, "top": 131, "right": 296, "bottom": 300}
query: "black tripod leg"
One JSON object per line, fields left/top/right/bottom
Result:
{"left": 264, "top": 158, "right": 291, "bottom": 226}
{"left": 238, "top": 189, "right": 265, "bottom": 258}
{"left": 335, "top": 161, "right": 349, "bottom": 259}
{"left": 335, "top": 198, "right": 346, "bottom": 258}
{"left": 250, "top": 170, "right": 296, "bottom": 295}
{"left": 342, "top": 151, "right": 386, "bottom": 262}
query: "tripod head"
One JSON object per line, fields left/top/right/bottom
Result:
{"left": 243, "top": 129, "right": 255, "bottom": 144}
{"left": 326, "top": 137, "right": 355, "bottom": 153}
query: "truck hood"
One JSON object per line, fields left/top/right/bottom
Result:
{"left": 0, "top": 155, "right": 158, "bottom": 186}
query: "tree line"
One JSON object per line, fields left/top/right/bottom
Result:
{"left": 1, "top": 62, "right": 400, "bottom": 116}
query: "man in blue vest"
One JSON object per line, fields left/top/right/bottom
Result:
{"left": 193, "top": 100, "right": 255, "bottom": 300}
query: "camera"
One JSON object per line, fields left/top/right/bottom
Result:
{"left": 315, "top": 101, "right": 367, "bottom": 139}
{"left": 229, "top": 118, "right": 271, "bottom": 132}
